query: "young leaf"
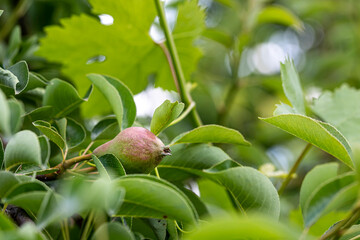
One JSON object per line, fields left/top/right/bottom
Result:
{"left": 0, "top": 10, "right": 3, "bottom": 16}
{"left": 0, "top": 89, "right": 10, "bottom": 136}
{"left": 151, "top": 100, "right": 184, "bottom": 136}
{"left": 33, "top": 120, "right": 66, "bottom": 150}
{"left": 4, "top": 130, "right": 42, "bottom": 170}
{"left": 280, "top": 59, "right": 306, "bottom": 115}
{"left": 261, "top": 114, "right": 353, "bottom": 168}
{"left": 184, "top": 215, "right": 301, "bottom": 240}
{"left": 114, "top": 175, "right": 198, "bottom": 225}
{"left": 43, "top": 78, "right": 92, "bottom": 118}
{"left": 88, "top": 74, "right": 136, "bottom": 130}
{"left": 312, "top": 84, "right": 360, "bottom": 143}
{"left": 91, "top": 222, "right": 135, "bottom": 240}
{"left": 257, "top": 6, "right": 303, "bottom": 31}
{"left": 170, "top": 125, "right": 250, "bottom": 146}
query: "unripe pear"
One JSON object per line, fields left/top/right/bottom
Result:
{"left": 93, "top": 127, "right": 171, "bottom": 173}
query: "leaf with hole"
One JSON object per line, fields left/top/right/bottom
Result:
{"left": 37, "top": 0, "right": 204, "bottom": 117}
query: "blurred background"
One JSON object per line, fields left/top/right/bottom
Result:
{"left": 1, "top": 0, "right": 359, "bottom": 230}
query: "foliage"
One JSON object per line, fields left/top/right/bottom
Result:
{"left": 0, "top": 0, "right": 360, "bottom": 239}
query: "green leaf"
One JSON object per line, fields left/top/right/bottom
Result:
{"left": 103, "top": 75, "right": 136, "bottom": 129}
{"left": 184, "top": 215, "right": 301, "bottom": 240}
{"left": 198, "top": 178, "right": 235, "bottom": 214}
{"left": 300, "top": 163, "right": 339, "bottom": 214}
{"left": 0, "top": 10, "right": 3, "bottom": 16}
{"left": 92, "top": 155, "right": 111, "bottom": 181}
{"left": 114, "top": 175, "right": 198, "bottom": 225}
{"left": 339, "top": 225, "right": 360, "bottom": 240}
{"left": 208, "top": 167, "right": 280, "bottom": 218}
{"left": 24, "top": 106, "right": 54, "bottom": 122}
{"left": 38, "top": 135, "right": 50, "bottom": 167}
{"left": 0, "top": 89, "right": 10, "bottom": 136}
{"left": 261, "top": 114, "right": 353, "bottom": 168}
{"left": 8, "top": 61, "right": 29, "bottom": 94}
{"left": 0, "top": 138, "right": 3, "bottom": 169}
{"left": 151, "top": 100, "right": 184, "bottom": 135}
{"left": 158, "top": 144, "right": 231, "bottom": 181}
{"left": 0, "top": 171, "right": 19, "bottom": 198}
{"left": 279, "top": 59, "right": 306, "bottom": 115}
{"left": 302, "top": 172, "right": 357, "bottom": 227}
{"left": 257, "top": 6, "right": 303, "bottom": 31}
{"left": 170, "top": 125, "right": 250, "bottom": 146}
{"left": 37, "top": 0, "right": 204, "bottom": 117}
{"left": 25, "top": 72, "right": 48, "bottom": 92}
{"left": 88, "top": 74, "right": 136, "bottom": 130}
{"left": 93, "top": 154, "right": 126, "bottom": 179}
{"left": 0, "top": 67, "right": 18, "bottom": 92}
{"left": 8, "top": 98, "right": 24, "bottom": 134}
{"left": 43, "top": 78, "right": 92, "bottom": 118}
{"left": 33, "top": 120, "right": 66, "bottom": 150}
{"left": 202, "top": 29, "right": 232, "bottom": 48}
{"left": 4, "top": 191, "right": 48, "bottom": 215}
{"left": 3, "top": 181, "right": 49, "bottom": 202}
{"left": 91, "top": 116, "right": 120, "bottom": 141}
{"left": 0, "top": 212, "right": 16, "bottom": 231}
{"left": 312, "top": 84, "right": 360, "bottom": 144}
{"left": 4, "top": 130, "right": 42, "bottom": 170}
{"left": 66, "top": 118, "right": 86, "bottom": 148}
{"left": 91, "top": 222, "right": 135, "bottom": 240}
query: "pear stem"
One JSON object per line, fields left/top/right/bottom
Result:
{"left": 36, "top": 154, "right": 93, "bottom": 181}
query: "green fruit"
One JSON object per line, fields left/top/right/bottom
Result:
{"left": 93, "top": 127, "right": 171, "bottom": 173}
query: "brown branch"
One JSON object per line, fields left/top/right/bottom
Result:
{"left": 5, "top": 204, "right": 33, "bottom": 226}
{"left": 36, "top": 154, "right": 93, "bottom": 181}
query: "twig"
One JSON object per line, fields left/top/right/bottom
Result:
{"left": 320, "top": 201, "right": 360, "bottom": 240}
{"left": 154, "top": 0, "right": 202, "bottom": 127}
{"left": 36, "top": 154, "right": 92, "bottom": 181}
{"left": 278, "top": 143, "right": 312, "bottom": 195}
{"left": 0, "top": 0, "right": 32, "bottom": 41}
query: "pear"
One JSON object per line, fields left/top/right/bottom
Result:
{"left": 93, "top": 127, "right": 171, "bottom": 173}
